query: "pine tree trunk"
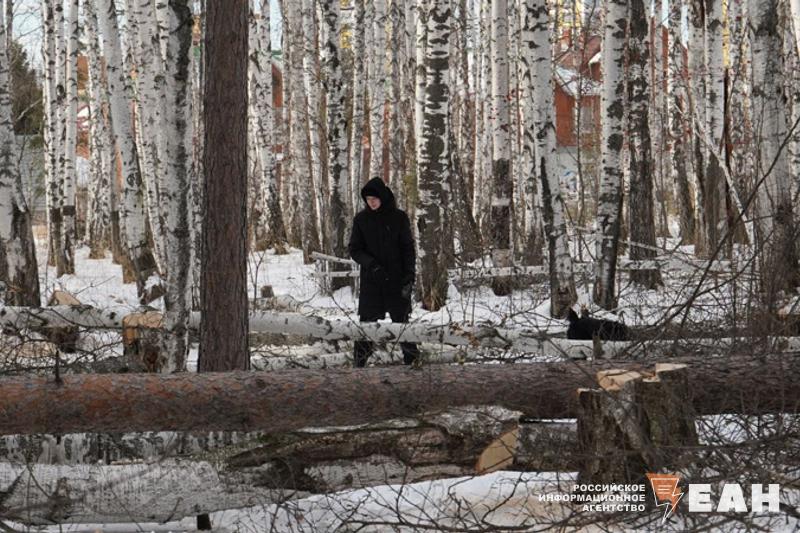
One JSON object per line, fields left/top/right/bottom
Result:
{"left": 416, "top": 0, "right": 451, "bottom": 311}
{"left": 0, "top": 3, "right": 39, "bottom": 306}
{"left": 96, "top": 0, "right": 162, "bottom": 302}
{"left": 199, "top": 0, "right": 250, "bottom": 372}
{"left": 531, "top": 0, "right": 576, "bottom": 315}
{"left": 628, "top": 0, "right": 663, "bottom": 289}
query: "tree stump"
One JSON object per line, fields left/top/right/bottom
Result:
{"left": 122, "top": 311, "right": 164, "bottom": 372}
{"left": 44, "top": 291, "right": 82, "bottom": 352}
{"left": 576, "top": 364, "right": 698, "bottom": 486}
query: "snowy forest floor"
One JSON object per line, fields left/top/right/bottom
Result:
{"left": 3, "top": 233, "right": 799, "bottom": 531}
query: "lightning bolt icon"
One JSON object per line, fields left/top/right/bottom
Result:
{"left": 647, "top": 473, "right": 684, "bottom": 524}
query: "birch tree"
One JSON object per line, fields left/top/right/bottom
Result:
{"left": 159, "top": 0, "right": 193, "bottom": 373}
{"left": 367, "top": 0, "right": 387, "bottom": 180}
{"left": 349, "top": 0, "right": 367, "bottom": 209}
{"left": 748, "top": 0, "right": 800, "bottom": 298}
{"left": 416, "top": 0, "right": 451, "bottom": 311}
{"left": 40, "top": 0, "right": 60, "bottom": 268}
{"left": 519, "top": 0, "right": 544, "bottom": 266}
{"left": 59, "top": 0, "right": 78, "bottom": 276}
{"left": 668, "top": 0, "right": 695, "bottom": 245}
{"left": 627, "top": 0, "right": 662, "bottom": 288}
{"left": 97, "top": 0, "right": 162, "bottom": 302}
{"left": 489, "top": 0, "right": 513, "bottom": 296}
{"left": 531, "top": 0, "right": 576, "bottom": 315}
{"left": 320, "top": 0, "right": 350, "bottom": 290}
{"left": 698, "top": 0, "right": 728, "bottom": 258}
{"left": 0, "top": 1, "right": 38, "bottom": 306}
{"left": 249, "top": 0, "right": 286, "bottom": 251}
{"left": 593, "top": 0, "right": 627, "bottom": 309}
{"left": 85, "top": 0, "right": 113, "bottom": 259}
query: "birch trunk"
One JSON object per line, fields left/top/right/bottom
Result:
{"left": 367, "top": 0, "right": 387, "bottom": 180}
{"left": 489, "top": 0, "right": 513, "bottom": 296}
{"left": 748, "top": 0, "right": 800, "bottom": 297}
{"left": 688, "top": 0, "right": 708, "bottom": 255}
{"left": 250, "top": 2, "right": 287, "bottom": 250}
{"left": 669, "top": 0, "right": 695, "bottom": 245}
{"left": 85, "top": 0, "right": 112, "bottom": 259}
{"left": 321, "top": 0, "right": 350, "bottom": 291}
{"left": 349, "top": 0, "right": 367, "bottom": 209}
{"left": 0, "top": 2, "right": 39, "bottom": 306}
{"left": 128, "top": 0, "right": 168, "bottom": 273}
{"left": 159, "top": 0, "right": 193, "bottom": 373}
{"left": 41, "top": 0, "right": 60, "bottom": 268}
{"left": 627, "top": 0, "right": 663, "bottom": 289}
{"left": 416, "top": 0, "right": 451, "bottom": 311}
{"left": 699, "top": 0, "right": 729, "bottom": 259}
{"left": 532, "top": 0, "right": 576, "bottom": 315}
{"left": 593, "top": 0, "right": 627, "bottom": 310}
{"left": 58, "top": 0, "right": 78, "bottom": 276}
{"left": 96, "top": 0, "right": 162, "bottom": 303}
{"left": 520, "top": 0, "right": 544, "bottom": 266}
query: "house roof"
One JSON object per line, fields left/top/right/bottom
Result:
{"left": 555, "top": 66, "right": 601, "bottom": 97}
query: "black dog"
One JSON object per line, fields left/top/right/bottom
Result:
{"left": 566, "top": 307, "right": 630, "bottom": 341}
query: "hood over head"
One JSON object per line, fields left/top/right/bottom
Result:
{"left": 360, "top": 177, "right": 396, "bottom": 211}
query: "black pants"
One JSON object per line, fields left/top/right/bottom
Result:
{"left": 354, "top": 306, "right": 419, "bottom": 367}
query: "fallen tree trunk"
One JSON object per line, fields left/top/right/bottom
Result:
{"left": 3, "top": 305, "right": 800, "bottom": 360}
{"left": 0, "top": 459, "right": 294, "bottom": 525}
{"left": 0, "top": 407, "right": 521, "bottom": 524}
{"left": 0, "top": 355, "right": 797, "bottom": 436}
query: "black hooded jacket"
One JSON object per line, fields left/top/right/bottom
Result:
{"left": 348, "top": 177, "right": 416, "bottom": 317}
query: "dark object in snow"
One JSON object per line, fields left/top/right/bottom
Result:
{"left": 566, "top": 307, "right": 630, "bottom": 341}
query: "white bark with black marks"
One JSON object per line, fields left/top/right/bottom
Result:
{"left": 96, "top": 0, "right": 162, "bottom": 302}
{"left": 593, "top": 0, "right": 627, "bottom": 310}
{"left": 531, "top": 0, "right": 575, "bottom": 315}
{"left": 0, "top": 1, "right": 38, "bottom": 306}
{"left": 416, "top": 0, "right": 451, "bottom": 311}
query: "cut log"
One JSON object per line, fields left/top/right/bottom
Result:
{"left": 122, "top": 311, "right": 163, "bottom": 372}
{"left": 0, "top": 355, "right": 796, "bottom": 436}
{"left": 42, "top": 291, "right": 82, "bottom": 352}
{"left": 0, "top": 406, "right": 521, "bottom": 524}
{"left": 577, "top": 364, "right": 699, "bottom": 486}
{"left": 0, "top": 460, "right": 293, "bottom": 525}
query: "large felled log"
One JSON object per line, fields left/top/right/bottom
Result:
{"left": 0, "top": 355, "right": 797, "bottom": 436}
{"left": 0, "top": 460, "right": 292, "bottom": 525}
{"left": 0, "top": 407, "right": 520, "bottom": 524}
{"left": 4, "top": 305, "right": 800, "bottom": 360}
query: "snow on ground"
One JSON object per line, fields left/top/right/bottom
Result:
{"left": 9, "top": 236, "right": 796, "bottom": 532}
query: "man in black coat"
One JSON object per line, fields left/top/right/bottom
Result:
{"left": 348, "top": 177, "right": 419, "bottom": 367}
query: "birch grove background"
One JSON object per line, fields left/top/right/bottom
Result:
{"left": 0, "top": 0, "right": 798, "bottom": 530}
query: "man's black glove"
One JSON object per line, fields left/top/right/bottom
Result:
{"left": 368, "top": 262, "right": 388, "bottom": 281}
{"left": 400, "top": 281, "right": 414, "bottom": 301}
